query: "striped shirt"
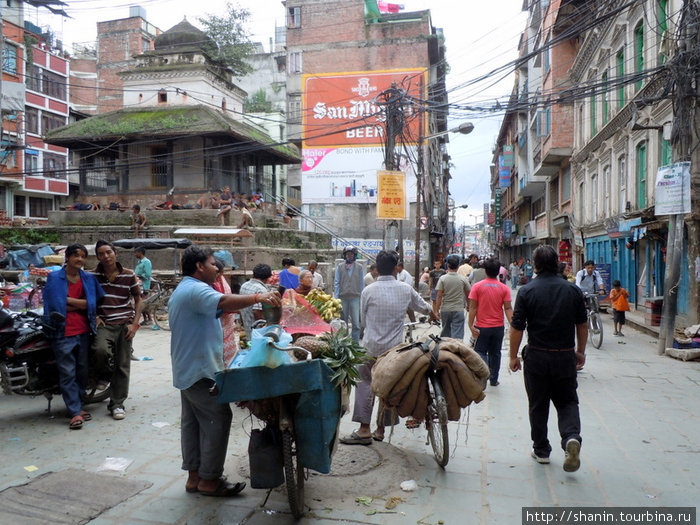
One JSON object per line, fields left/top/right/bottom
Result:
{"left": 91, "top": 262, "right": 140, "bottom": 325}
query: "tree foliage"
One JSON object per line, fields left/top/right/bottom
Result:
{"left": 244, "top": 88, "right": 273, "bottom": 113}
{"left": 198, "top": 2, "right": 255, "bottom": 77}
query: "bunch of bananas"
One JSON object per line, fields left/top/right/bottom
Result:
{"left": 306, "top": 289, "right": 343, "bottom": 321}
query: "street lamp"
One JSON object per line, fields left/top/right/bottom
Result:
{"left": 414, "top": 122, "right": 474, "bottom": 288}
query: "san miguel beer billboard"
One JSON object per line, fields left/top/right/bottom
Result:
{"left": 301, "top": 69, "right": 427, "bottom": 204}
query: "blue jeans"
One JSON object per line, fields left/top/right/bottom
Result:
{"left": 511, "top": 275, "right": 519, "bottom": 289}
{"left": 52, "top": 333, "right": 91, "bottom": 416}
{"left": 440, "top": 310, "right": 465, "bottom": 340}
{"left": 340, "top": 296, "right": 361, "bottom": 342}
{"left": 474, "top": 326, "right": 505, "bottom": 384}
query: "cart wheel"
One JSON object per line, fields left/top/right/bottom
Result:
{"left": 426, "top": 375, "right": 449, "bottom": 468}
{"left": 282, "top": 429, "right": 304, "bottom": 518}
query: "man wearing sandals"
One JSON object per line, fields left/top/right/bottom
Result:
{"left": 43, "top": 244, "right": 105, "bottom": 429}
{"left": 340, "top": 250, "right": 436, "bottom": 445}
{"left": 169, "top": 246, "right": 282, "bottom": 496}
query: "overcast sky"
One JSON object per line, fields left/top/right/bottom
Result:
{"left": 31, "top": 0, "right": 526, "bottom": 227}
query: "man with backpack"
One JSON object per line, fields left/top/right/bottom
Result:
{"left": 575, "top": 260, "right": 605, "bottom": 296}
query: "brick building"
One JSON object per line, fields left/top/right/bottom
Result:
{"left": 45, "top": 19, "right": 299, "bottom": 207}
{"left": 1, "top": 0, "right": 69, "bottom": 223}
{"left": 284, "top": 0, "right": 451, "bottom": 265}
{"left": 491, "top": 0, "right": 578, "bottom": 269}
{"left": 96, "top": 6, "right": 160, "bottom": 114}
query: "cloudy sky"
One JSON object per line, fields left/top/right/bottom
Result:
{"left": 31, "top": 0, "right": 526, "bottom": 226}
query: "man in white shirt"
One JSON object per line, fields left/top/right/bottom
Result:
{"left": 575, "top": 260, "right": 605, "bottom": 296}
{"left": 396, "top": 260, "right": 416, "bottom": 322}
{"left": 308, "top": 260, "right": 325, "bottom": 291}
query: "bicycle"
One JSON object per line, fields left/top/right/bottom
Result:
{"left": 404, "top": 318, "right": 440, "bottom": 344}
{"left": 401, "top": 324, "right": 450, "bottom": 468}
{"left": 142, "top": 279, "right": 177, "bottom": 331}
{"left": 584, "top": 292, "right": 604, "bottom": 348}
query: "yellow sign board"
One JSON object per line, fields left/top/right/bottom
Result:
{"left": 376, "top": 170, "right": 407, "bottom": 220}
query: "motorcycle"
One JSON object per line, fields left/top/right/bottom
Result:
{"left": 0, "top": 308, "right": 110, "bottom": 415}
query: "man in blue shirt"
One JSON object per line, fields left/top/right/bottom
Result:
{"left": 134, "top": 246, "right": 152, "bottom": 326}
{"left": 169, "top": 245, "right": 281, "bottom": 496}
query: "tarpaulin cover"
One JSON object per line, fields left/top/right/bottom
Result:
{"left": 6, "top": 245, "right": 54, "bottom": 269}
{"left": 111, "top": 238, "right": 192, "bottom": 250}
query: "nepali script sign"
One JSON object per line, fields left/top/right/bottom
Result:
{"left": 376, "top": 170, "right": 408, "bottom": 220}
{"left": 655, "top": 162, "right": 691, "bottom": 215}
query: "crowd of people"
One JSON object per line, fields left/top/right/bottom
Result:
{"left": 72, "top": 188, "right": 268, "bottom": 236}
{"left": 39, "top": 242, "right": 625, "bottom": 500}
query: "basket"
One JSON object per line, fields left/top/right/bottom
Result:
{"left": 43, "top": 255, "right": 64, "bottom": 265}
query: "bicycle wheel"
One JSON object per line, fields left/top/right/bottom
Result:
{"left": 282, "top": 429, "right": 305, "bottom": 518}
{"left": 426, "top": 374, "right": 449, "bottom": 468}
{"left": 153, "top": 289, "right": 172, "bottom": 331}
{"left": 589, "top": 312, "right": 603, "bottom": 348}
{"left": 153, "top": 305, "right": 170, "bottom": 331}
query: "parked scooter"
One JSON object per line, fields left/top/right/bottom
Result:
{"left": 0, "top": 308, "right": 110, "bottom": 414}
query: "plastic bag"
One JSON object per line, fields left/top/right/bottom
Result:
{"left": 280, "top": 289, "right": 330, "bottom": 335}
{"left": 238, "top": 326, "right": 292, "bottom": 368}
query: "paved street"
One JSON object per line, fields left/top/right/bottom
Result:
{"left": 1, "top": 313, "right": 698, "bottom": 524}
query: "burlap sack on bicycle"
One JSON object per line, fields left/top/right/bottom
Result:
{"left": 372, "top": 337, "right": 489, "bottom": 421}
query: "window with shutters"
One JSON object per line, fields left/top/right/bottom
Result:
{"left": 636, "top": 142, "right": 647, "bottom": 208}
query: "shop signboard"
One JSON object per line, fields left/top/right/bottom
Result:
{"left": 655, "top": 162, "right": 691, "bottom": 215}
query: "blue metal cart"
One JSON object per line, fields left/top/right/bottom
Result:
{"left": 215, "top": 358, "right": 341, "bottom": 518}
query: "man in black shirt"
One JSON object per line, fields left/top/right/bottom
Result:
{"left": 509, "top": 245, "right": 588, "bottom": 472}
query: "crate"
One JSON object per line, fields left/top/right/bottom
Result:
{"left": 43, "top": 254, "right": 64, "bottom": 265}
{"left": 643, "top": 297, "right": 663, "bottom": 314}
{"left": 644, "top": 313, "right": 661, "bottom": 326}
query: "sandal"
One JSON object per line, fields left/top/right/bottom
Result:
{"left": 371, "top": 431, "right": 384, "bottom": 442}
{"left": 339, "top": 431, "right": 372, "bottom": 446}
{"left": 198, "top": 479, "right": 246, "bottom": 497}
{"left": 69, "top": 415, "right": 84, "bottom": 430}
{"left": 79, "top": 410, "right": 92, "bottom": 421}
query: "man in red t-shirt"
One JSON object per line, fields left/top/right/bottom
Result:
{"left": 42, "top": 244, "right": 105, "bottom": 429}
{"left": 468, "top": 258, "right": 513, "bottom": 386}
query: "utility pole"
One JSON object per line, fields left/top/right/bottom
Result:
{"left": 657, "top": 0, "right": 699, "bottom": 354}
{"left": 377, "top": 83, "right": 405, "bottom": 259}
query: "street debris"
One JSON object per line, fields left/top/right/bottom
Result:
{"left": 385, "top": 496, "right": 404, "bottom": 509}
{"left": 97, "top": 457, "right": 133, "bottom": 473}
{"left": 400, "top": 479, "right": 418, "bottom": 491}
{"left": 355, "top": 496, "right": 373, "bottom": 506}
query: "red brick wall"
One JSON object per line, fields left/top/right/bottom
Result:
{"left": 97, "top": 18, "right": 157, "bottom": 113}
{"left": 69, "top": 57, "right": 98, "bottom": 112}
{"left": 287, "top": 1, "right": 432, "bottom": 73}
